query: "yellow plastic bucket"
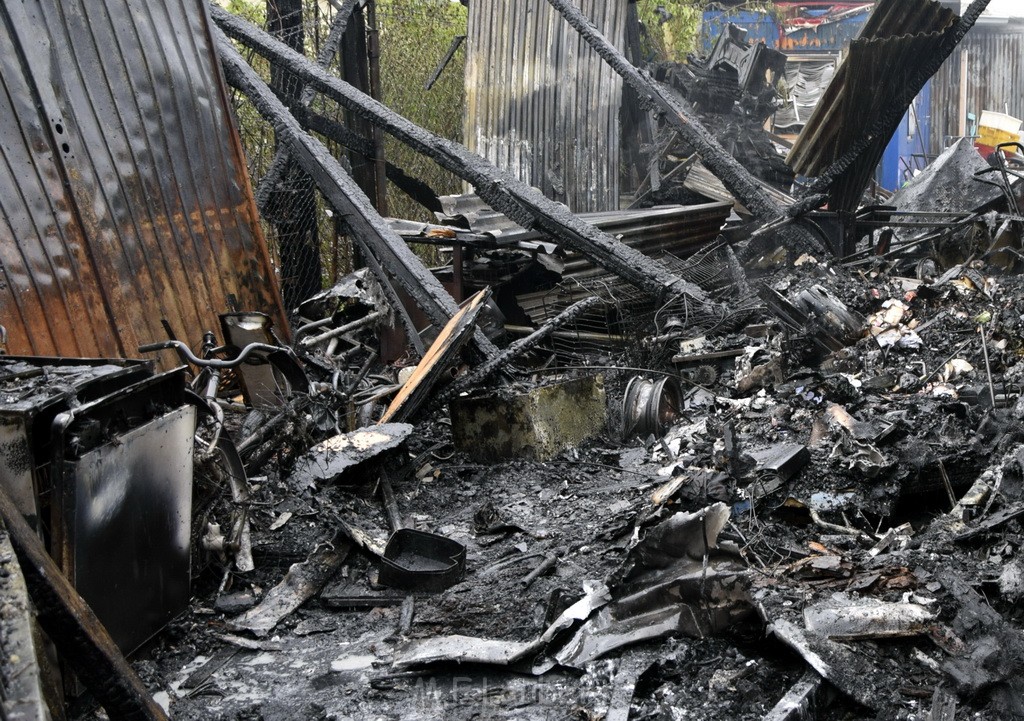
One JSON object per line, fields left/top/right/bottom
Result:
{"left": 977, "top": 111, "right": 1022, "bottom": 156}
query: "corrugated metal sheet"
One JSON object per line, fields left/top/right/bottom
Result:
{"left": 774, "top": 58, "right": 839, "bottom": 132}
{"left": 464, "top": 0, "right": 628, "bottom": 214}
{"left": 787, "top": 0, "right": 959, "bottom": 211}
{"left": 929, "top": 28, "right": 1024, "bottom": 156}
{"left": 0, "top": 0, "right": 286, "bottom": 365}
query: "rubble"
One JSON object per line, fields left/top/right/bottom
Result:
{"left": 7, "top": 0, "right": 1024, "bottom": 720}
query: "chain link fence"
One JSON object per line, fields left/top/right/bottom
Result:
{"left": 227, "top": 0, "right": 469, "bottom": 312}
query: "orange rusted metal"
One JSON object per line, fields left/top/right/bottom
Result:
{"left": 0, "top": 0, "right": 287, "bottom": 369}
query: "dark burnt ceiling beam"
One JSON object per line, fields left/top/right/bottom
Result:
{"left": 211, "top": 4, "right": 709, "bottom": 304}
{"left": 544, "top": 0, "right": 828, "bottom": 254}
{"left": 215, "top": 29, "right": 497, "bottom": 358}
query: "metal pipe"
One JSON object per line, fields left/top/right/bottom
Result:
{"left": 365, "top": 0, "right": 389, "bottom": 216}
{"left": 299, "top": 309, "right": 386, "bottom": 347}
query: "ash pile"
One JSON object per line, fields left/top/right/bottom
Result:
{"left": 5, "top": 1, "right": 1024, "bottom": 721}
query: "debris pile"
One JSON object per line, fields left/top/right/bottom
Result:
{"left": 651, "top": 23, "right": 796, "bottom": 203}
{"left": 7, "top": 0, "right": 1024, "bottom": 720}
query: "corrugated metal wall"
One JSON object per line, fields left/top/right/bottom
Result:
{"left": 0, "top": 0, "right": 286, "bottom": 363}
{"left": 930, "top": 29, "right": 1024, "bottom": 156}
{"left": 464, "top": 0, "right": 628, "bottom": 213}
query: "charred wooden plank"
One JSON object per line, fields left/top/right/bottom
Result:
{"left": 230, "top": 542, "right": 350, "bottom": 638}
{"left": 211, "top": 6, "right": 708, "bottom": 304}
{"left": 0, "top": 521, "right": 47, "bottom": 721}
{"left": 215, "top": 33, "right": 497, "bottom": 358}
{"left": 380, "top": 289, "right": 491, "bottom": 424}
{"left": 0, "top": 485, "right": 168, "bottom": 721}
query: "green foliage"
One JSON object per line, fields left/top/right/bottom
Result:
{"left": 377, "top": 0, "right": 469, "bottom": 225}
{"left": 635, "top": 0, "right": 704, "bottom": 61}
{"left": 635, "top": 0, "right": 778, "bottom": 61}
{"left": 223, "top": 0, "right": 265, "bottom": 25}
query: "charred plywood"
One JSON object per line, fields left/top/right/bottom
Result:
{"left": 464, "top": 0, "right": 629, "bottom": 213}
{"left": 0, "top": 1, "right": 286, "bottom": 366}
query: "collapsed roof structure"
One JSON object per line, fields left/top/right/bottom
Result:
{"left": 7, "top": 0, "right": 1024, "bottom": 719}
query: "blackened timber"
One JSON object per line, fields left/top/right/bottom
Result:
{"left": 254, "top": 0, "right": 359, "bottom": 213}
{"left": 543, "top": 0, "right": 824, "bottom": 254}
{"left": 216, "top": 32, "right": 498, "bottom": 358}
{"left": 0, "top": 485, "right": 169, "bottom": 721}
{"left": 437, "top": 296, "right": 602, "bottom": 405}
{"left": 211, "top": 5, "right": 708, "bottom": 303}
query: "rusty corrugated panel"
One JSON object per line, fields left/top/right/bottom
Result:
{"left": 787, "top": 0, "right": 959, "bottom": 211}
{"left": 930, "top": 29, "right": 1024, "bottom": 156}
{"left": 0, "top": 0, "right": 286, "bottom": 367}
{"left": 464, "top": 0, "right": 628, "bottom": 213}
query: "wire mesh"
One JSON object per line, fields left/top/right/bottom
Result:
{"left": 515, "top": 242, "right": 762, "bottom": 366}
{"left": 376, "top": 0, "right": 468, "bottom": 223}
{"left": 226, "top": 0, "right": 470, "bottom": 312}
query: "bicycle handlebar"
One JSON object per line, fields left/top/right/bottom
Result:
{"left": 138, "top": 340, "right": 286, "bottom": 369}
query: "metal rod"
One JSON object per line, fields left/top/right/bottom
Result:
{"left": 980, "top": 323, "right": 997, "bottom": 407}
{"left": 365, "top": 0, "right": 389, "bottom": 215}
{"left": 300, "top": 309, "right": 386, "bottom": 347}
{"left": 520, "top": 553, "right": 558, "bottom": 590}
{"left": 379, "top": 469, "right": 403, "bottom": 533}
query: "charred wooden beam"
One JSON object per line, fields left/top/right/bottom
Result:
{"left": 216, "top": 32, "right": 498, "bottom": 358}
{"left": 542, "top": 0, "right": 825, "bottom": 254}
{"left": 211, "top": 5, "right": 708, "bottom": 304}
{"left": 0, "top": 485, "right": 168, "bottom": 721}
{"left": 437, "top": 296, "right": 602, "bottom": 405}
{"left": 544, "top": 0, "right": 780, "bottom": 221}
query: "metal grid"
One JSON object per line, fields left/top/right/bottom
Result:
{"left": 516, "top": 242, "right": 762, "bottom": 364}
{"left": 227, "top": 0, "right": 470, "bottom": 312}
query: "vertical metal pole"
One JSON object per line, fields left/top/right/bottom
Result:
{"left": 958, "top": 48, "right": 969, "bottom": 139}
{"left": 451, "top": 245, "right": 465, "bottom": 303}
{"left": 365, "top": 0, "right": 389, "bottom": 216}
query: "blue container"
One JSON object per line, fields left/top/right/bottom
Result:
{"left": 700, "top": 10, "right": 780, "bottom": 54}
{"left": 879, "top": 82, "right": 933, "bottom": 192}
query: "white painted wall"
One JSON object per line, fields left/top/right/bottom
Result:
{"left": 983, "top": 0, "right": 1021, "bottom": 18}
{"left": 955, "top": 0, "right": 1024, "bottom": 20}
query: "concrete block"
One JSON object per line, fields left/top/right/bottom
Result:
{"left": 450, "top": 375, "right": 606, "bottom": 462}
